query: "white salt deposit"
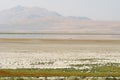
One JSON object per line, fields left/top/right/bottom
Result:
{"left": 0, "top": 51, "right": 120, "bottom": 69}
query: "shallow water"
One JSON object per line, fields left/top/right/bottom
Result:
{"left": 0, "top": 33, "right": 120, "bottom": 40}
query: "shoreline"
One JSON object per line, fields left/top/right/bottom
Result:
{"left": 0, "top": 38, "right": 120, "bottom": 43}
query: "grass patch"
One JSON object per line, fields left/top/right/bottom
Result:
{"left": 0, "top": 66, "right": 120, "bottom": 77}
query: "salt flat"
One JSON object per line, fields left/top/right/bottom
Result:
{"left": 0, "top": 38, "right": 120, "bottom": 69}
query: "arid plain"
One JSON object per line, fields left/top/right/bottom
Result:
{"left": 0, "top": 38, "right": 120, "bottom": 69}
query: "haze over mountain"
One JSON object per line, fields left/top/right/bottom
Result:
{"left": 0, "top": 5, "right": 61, "bottom": 23}
{"left": 0, "top": 6, "right": 120, "bottom": 33}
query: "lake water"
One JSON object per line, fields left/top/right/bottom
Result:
{"left": 0, "top": 33, "right": 120, "bottom": 40}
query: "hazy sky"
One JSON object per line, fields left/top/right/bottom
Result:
{"left": 0, "top": 0, "right": 120, "bottom": 21}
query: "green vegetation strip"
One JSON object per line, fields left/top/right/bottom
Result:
{"left": 0, "top": 67, "right": 120, "bottom": 77}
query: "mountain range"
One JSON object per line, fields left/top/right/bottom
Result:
{"left": 0, "top": 5, "right": 120, "bottom": 33}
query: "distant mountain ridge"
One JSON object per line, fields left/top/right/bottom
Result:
{"left": 68, "top": 16, "right": 91, "bottom": 20}
{"left": 0, "top": 6, "right": 120, "bottom": 33}
{"left": 0, "top": 5, "right": 62, "bottom": 23}
{"left": 0, "top": 5, "right": 90, "bottom": 23}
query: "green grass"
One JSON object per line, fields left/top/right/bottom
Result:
{"left": 0, "top": 68, "right": 120, "bottom": 77}
{"left": 0, "top": 63, "right": 120, "bottom": 77}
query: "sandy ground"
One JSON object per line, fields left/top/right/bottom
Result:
{"left": 0, "top": 38, "right": 120, "bottom": 69}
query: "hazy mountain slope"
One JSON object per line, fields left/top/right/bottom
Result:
{"left": 0, "top": 6, "right": 119, "bottom": 33}
{"left": 0, "top": 5, "right": 62, "bottom": 23}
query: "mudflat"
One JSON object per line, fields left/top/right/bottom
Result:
{"left": 0, "top": 38, "right": 120, "bottom": 69}
{"left": 0, "top": 38, "right": 120, "bottom": 44}
{"left": 0, "top": 38, "right": 120, "bottom": 53}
